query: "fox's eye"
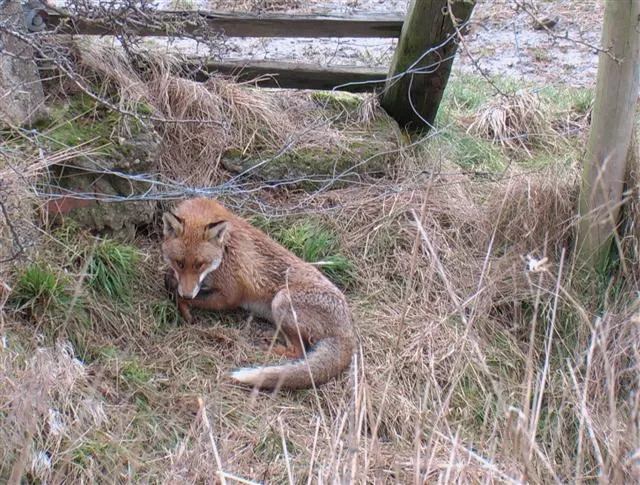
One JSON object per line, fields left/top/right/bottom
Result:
{"left": 176, "top": 260, "right": 184, "bottom": 269}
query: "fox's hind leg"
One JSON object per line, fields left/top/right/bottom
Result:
{"left": 269, "top": 289, "right": 320, "bottom": 360}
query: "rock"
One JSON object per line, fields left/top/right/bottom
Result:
{"left": 221, "top": 110, "right": 401, "bottom": 189}
{"left": 0, "top": 0, "right": 45, "bottom": 127}
{"left": 40, "top": 96, "right": 163, "bottom": 236}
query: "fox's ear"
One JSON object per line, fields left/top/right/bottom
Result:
{"left": 204, "top": 220, "right": 228, "bottom": 244}
{"left": 163, "top": 212, "right": 184, "bottom": 239}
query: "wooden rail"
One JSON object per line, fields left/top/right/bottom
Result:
{"left": 38, "top": 58, "right": 387, "bottom": 93}
{"left": 187, "top": 60, "right": 387, "bottom": 92}
{"left": 44, "top": 10, "right": 404, "bottom": 38}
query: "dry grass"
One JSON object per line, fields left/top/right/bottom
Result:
{"left": 68, "top": 41, "right": 375, "bottom": 186}
{"left": 465, "top": 90, "right": 553, "bottom": 155}
{"left": 2, "top": 162, "right": 638, "bottom": 482}
{"left": 2, "top": 38, "right": 640, "bottom": 484}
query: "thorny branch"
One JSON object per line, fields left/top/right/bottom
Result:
{"left": 1, "top": 0, "right": 230, "bottom": 126}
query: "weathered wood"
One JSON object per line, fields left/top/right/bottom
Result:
{"left": 187, "top": 59, "right": 386, "bottom": 92}
{"left": 576, "top": 0, "right": 640, "bottom": 271}
{"left": 38, "top": 58, "right": 387, "bottom": 93}
{"left": 44, "top": 9, "right": 404, "bottom": 38}
{"left": 380, "top": 0, "right": 475, "bottom": 130}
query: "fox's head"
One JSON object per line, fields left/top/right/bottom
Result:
{"left": 162, "top": 211, "right": 228, "bottom": 299}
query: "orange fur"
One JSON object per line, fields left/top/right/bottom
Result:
{"left": 162, "top": 198, "right": 356, "bottom": 390}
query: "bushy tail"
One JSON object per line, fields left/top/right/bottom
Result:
{"left": 230, "top": 337, "right": 354, "bottom": 390}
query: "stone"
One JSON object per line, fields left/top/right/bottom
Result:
{"left": 0, "top": 0, "right": 45, "bottom": 126}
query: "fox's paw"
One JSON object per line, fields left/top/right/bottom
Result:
{"left": 255, "top": 333, "right": 300, "bottom": 359}
{"left": 177, "top": 299, "right": 194, "bottom": 324}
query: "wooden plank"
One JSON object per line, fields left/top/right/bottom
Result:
{"left": 380, "top": 0, "right": 475, "bottom": 130}
{"left": 38, "top": 57, "right": 387, "bottom": 93}
{"left": 43, "top": 9, "right": 404, "bottom": 38}
{"left": 185, "top": 59, "right": 387, "bottom": 92}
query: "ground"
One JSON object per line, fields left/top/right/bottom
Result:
{"left": 1, "top": 1, "right": 639, "bottom": 484}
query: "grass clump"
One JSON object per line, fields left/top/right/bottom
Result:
{"left": 13, "top": 263, "right": 70, "bottom": 311}
{"left": 152, "top": 300, "right": 181, "bottom": 330}
{"left": 120, "top": 359, "right": 153, "bottom": 387}
{"left": 86, "top": 240, "right": 140, "bottom": 302}
{"left": 466, "top": 90, "right": 549, "bottom": 153}
{"left": 252, "top": 217, "right": 355, "bottom": 289}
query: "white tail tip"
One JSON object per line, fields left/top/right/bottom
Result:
{"left": 230, "top": 367, "right": 265, "bottom": 384}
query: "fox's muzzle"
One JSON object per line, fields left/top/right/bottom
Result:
{"left": 178, "top": 283, "right": 200, "bottom": 299}
{"left": 175, "top": 259, "right": 221, "bottom": 299}
{"left": 175, "top": 270, "right": 200, "bottom": 299}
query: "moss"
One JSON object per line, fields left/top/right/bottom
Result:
{"left": 32, "top": 95, "right": 115, "bottom": 153}
{"left": 228, "top": 139, "right": 393, "bottom": 189}
{"left": 311, "top": 90, "right": 364, "bottom": 111}
{"left": 221, "top": 102, "right": 399, "bottom": 189}
{"left": 31, "top": 92, "right": 148, "bottom": 155}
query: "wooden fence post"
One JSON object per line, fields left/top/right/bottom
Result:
{"left": 576, "top": 0, "right": 640, "bottom": 272}
{"left": 381, "top": 0, "right": 475, "bottom": 131}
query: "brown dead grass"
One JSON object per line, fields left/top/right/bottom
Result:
{"left": 465, "top": 90, "right": 553, "bottom": 154}
{"left": 2, "top": 154, "right": 639, "bottom": 482}
{"left": 70, "top": 41, "right": 354, "bottom": 186}
{"left": 2, "top": 35, "right": 639, "bottom": 484}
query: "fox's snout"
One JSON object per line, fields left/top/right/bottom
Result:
{"left": 175, "top": 271, "right": 201, "bottom": 299}
{"left": 177, "top": 283, "right": 200, "bottom": 299}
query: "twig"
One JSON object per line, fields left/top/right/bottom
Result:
{"left": 512, "top": 0, "right": 616, "bottom": 61}
{"left": 0, "top": 201, "right": 24, "bottom": 264}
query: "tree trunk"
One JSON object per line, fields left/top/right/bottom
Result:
{"left": 380, "top": 0, "right": 475, "bottom": 131}
{"left": 576, "top": 0, "right": 640, "bottom": 271}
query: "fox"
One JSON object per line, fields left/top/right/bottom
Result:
{"left": 161, "top": 198, "right": 356, "bottom": 390}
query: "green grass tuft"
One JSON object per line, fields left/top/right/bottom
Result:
{"left": 277, "top": 222, "right": 335, "bottom": 263}
{"left": 438, "top": 129, "right": 509, "bottom": 172}
{"left": 13, "top": 263, "right": 70, "bottom": 310}
{"left": 252, "top": 218, "right": 355, "bottom": 289}
{"left": 151, "top": 300, "right": 181, "bottom": 330}
{"left": 87, "top": 240, "right": 140, "bottom": 302}
{"left": 121, "top": 360, "right": 153, "bottom": 387}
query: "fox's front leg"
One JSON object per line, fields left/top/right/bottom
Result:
{"left": 182, "top": 289, "right": 239, "bottom": 314}
{"left": 177, "top": 298, "right": 195, "bottom": 324}
{"left": 164, "top": 269, "right": 196, "bottom": 323}
{"left": 177, "top": 290, "right": 238, "bottom": 324}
